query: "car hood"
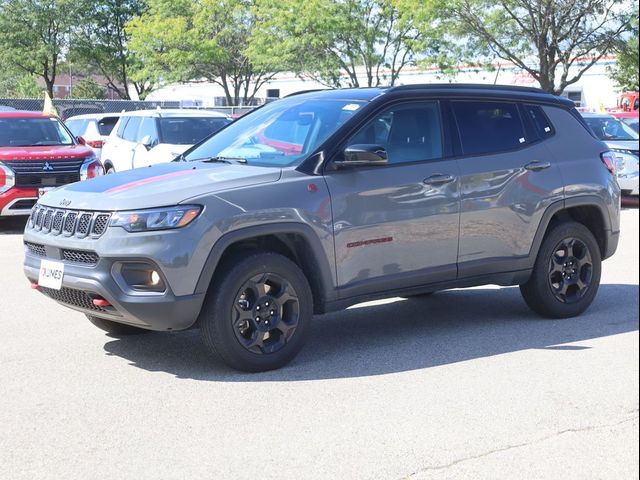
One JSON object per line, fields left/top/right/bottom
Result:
{"left": 604, "top": 140, "right": 639, "bottom": 153}
{"left": 0, "top": 144, "right": 93, "bottom": 160}
{"left": 38, "top": 161, "right": 282, "bottom": 211}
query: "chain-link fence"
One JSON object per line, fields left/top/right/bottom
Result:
{"left": 0, "top": 98, "right": 256, "bottom": 119}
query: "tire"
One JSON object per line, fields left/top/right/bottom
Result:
{"left": 105, "top": 165, "right": 115, "bottom": 174}
{"left": 199, "top": 251, "right": 313, "bottom": 372}
{"left": 86, "top": 315, "right": 151, "bottom": 336}
{"left": 520, "top": 221, "right": 602, "bottom": 318}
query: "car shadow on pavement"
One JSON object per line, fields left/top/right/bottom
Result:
{"left": 103, "top": 283, "right": 639, "bottom": 382}
{"left": 0, "top": 217, "right": 28, "bottom": 234}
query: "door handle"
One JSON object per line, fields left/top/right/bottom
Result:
{"left": 524, "top": 161, "right": 551, "bottom": 172}
{"left": 423, "top": 174, "right": 456, "bottom": 186}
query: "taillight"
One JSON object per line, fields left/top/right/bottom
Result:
{"left": 79, "top": 157, "right": 105, "bottom": 181}
{"left": 87, "top": 140, "right": 104, "bottom": 149}
{"left": 0, "top": 162, "right": 15, "bottom": 194}
{"left": 600, "top": 151, "right": 616, "bottom": 175}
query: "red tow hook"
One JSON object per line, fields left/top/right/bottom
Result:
{"left": 92, "top": 297, "right": 112, "bottom": 307}
{"left": 30, "top": 283, "right": 40, "bottom": 290}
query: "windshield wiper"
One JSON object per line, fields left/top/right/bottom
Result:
{"left": 198, "top": 156, "right": 248, "bottom": 164}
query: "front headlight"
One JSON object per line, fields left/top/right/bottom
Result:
{"left": 110, "top": 205, "right": 202, "bottom": 232}
{"left": 0, "top": 161, "right": 15, "bottom": 194}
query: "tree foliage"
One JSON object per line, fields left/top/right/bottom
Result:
{"left": 127, "top": 0, "right": 278, "bottom": 105}
{"left": 72, "top": 0, "right": 152, "bottom": 100}
{"left": 249, "top": 0, "right": 435, "bottom": 88}
{"left": 609, "top": 9, "right": 639, "bottom": 91}
{"left": 412, "top": 0, "right": 635, "bottom": 94}
{"left": 0, "top": 0, "right": 81, "bottom": 98}
{"left": 69, "top": 77, "right": 107, "bottom": 99}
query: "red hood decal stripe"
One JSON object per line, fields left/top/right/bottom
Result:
{"left": 106, "top": 170, "right": 194, "bottom": 194}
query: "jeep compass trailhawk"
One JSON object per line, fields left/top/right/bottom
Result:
{"left": 24, "top": 85, "right": 620, "bottom": 372}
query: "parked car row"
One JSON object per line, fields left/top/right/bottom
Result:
{"left": 581, "top": 112, "right": 639, "bottom": 196}
{"left": 1, "top": 109, "right": 231, "bottom": 217}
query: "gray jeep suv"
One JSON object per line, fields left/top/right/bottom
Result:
{"left": 23, "top": 85, "right": 620, "bottom": 372}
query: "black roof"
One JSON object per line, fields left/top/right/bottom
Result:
{"left": 287, "top": 84, "right": 573, "bottom": 107}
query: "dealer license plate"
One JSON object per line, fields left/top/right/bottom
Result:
{"left": 38, "top": 259, "right": 64, "bottom": 290}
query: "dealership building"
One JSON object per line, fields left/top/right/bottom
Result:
{"left": 146, "top": 56, "right": 621, "bottom": 110}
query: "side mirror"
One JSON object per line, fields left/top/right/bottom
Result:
{"left": 140, "top": 135, "right": 153, "bottom": 149}
{"left": 333, "top": 144, "right": 388, "bottom": 168}
{"left": 76, "top": 136, "right": 86, "bottom": 145}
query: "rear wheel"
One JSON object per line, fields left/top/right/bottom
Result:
{"left": 86, "top": 315, "right": 150, "bottom": 336}
{"left": 520, "top": 221, "right": 601, "bottom": 318}
{"left": 199, "top": 251, "right": 312, "bottom": 372}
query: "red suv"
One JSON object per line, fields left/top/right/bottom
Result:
{"left": 0, "top": 112, "right": 103, "bottom": 216}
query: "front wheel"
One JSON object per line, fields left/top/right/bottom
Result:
{"left": 199, "top": 252, "right": 313, "bottom": 372}
{"left": 520, "top": 221, "right": 601, "bottom": 318}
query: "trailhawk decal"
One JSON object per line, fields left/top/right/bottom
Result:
{"left": 346, "top": 237, "right": 394, "bottom": 248}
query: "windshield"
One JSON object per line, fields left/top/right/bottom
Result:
{"left": 184, "top": 97, "right": 366, "bottom": 166}
{"left": 622, "top": 117, "right": 639, "bottom": 133}
{"left": 0, "top": 117, "right": 75, "bottom": 147}
{"left": 584, "top": 116, "right": 639, "bottom": 141}
{"left": 159, "top": 117, "right": 231, "bottom": 145}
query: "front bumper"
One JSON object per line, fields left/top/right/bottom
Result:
{"left": 22, "top": 210, "right": 214, "bottom": 331}
{"left": 24, "top": 252, "right": 205, "bottom": 330}
{"left": 0, "top": 187, "right": 37, "bottom": 216}
{"left": 618, "top": 171, "right": 639, "bottom": 196}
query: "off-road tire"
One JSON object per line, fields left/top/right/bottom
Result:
{"left": 199, "top": 251, "right": 313, "bottom": 372}
{"left": 520, "top": 221, "right": 601, "bottom": 318}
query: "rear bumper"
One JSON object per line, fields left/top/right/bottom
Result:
{"left": 24, "top": 251, "right": 205, "bottom": 331}
{"left": 0, "top": 188, "right": 37, "bottom": 216}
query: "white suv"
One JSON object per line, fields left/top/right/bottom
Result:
{"left": 101, "top": 109, "right": 231, "bottom": 173}
{"left": 65, "top": 113, "right": 121, "bottom": 160}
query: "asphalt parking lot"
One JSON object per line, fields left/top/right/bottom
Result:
{"left": 0, "top": 210, "right": 638, "bottom": 480}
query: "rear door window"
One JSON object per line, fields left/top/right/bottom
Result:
{"left": 116, "top": 117, "right": 129, "bottom": 138}
{"left": 453, "top": 101, "right": 526, "bottom": 156}
{"left": 122, "top": 117, "right": 141, "bottom": 142}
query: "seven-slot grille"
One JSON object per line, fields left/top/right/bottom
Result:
{"left": 29, "top": 206, "right": 111, "bottom": 238}
{"left": 1, "top": 159, "right": 85, "bottom": 187}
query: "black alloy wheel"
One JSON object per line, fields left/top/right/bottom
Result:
{"left": 520, "top": 221, "right": 601, "bottom": 318}
{"left": 232, "top": 273, "right": 300, "bottom": 355}
{"left": 547, "top": 237, "right": 593, "bottom": 304}
{"left": 199, "top": 251, "right": 312, "bottom": 372}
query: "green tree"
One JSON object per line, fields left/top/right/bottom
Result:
{"left": 249, "top": 0, "right": 433, "bottom": 88}
{"left": 609, "top": 11, "right": 639, "bottom": 91}
{"left": 127, "top": 0, "right": 278, "bottom": 105}
{"left": 72, "top": 0, "right": 153, "bottom": 100}
{"left": 69, "top": 77, "right": 107, "bottom": 99}
{"left": 406, "top": 0, "right": 634, "bottom": 94}
{"left": 0, "top": 0, "right": 81, "bottom": 98}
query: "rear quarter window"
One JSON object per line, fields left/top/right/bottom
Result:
{"left": 98, "top": 116, "right": 120, "bottom": 136}
{"left": 524, "top": 104, "right": 555, "bottom": 140}
{"left": 453, "top": 101, "right": 526, "bottom": 156}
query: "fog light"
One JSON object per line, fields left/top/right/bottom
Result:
{"left": 117, "top": 263, "right": 166, "bottom": 292}
{"left": 150, "top": 270, "right": 161, "bottom": 286}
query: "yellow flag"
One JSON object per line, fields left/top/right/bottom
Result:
{"left": 43, "top": 91, "right": 58, "bottom": 117}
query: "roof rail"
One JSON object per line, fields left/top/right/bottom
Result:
{"left": 388, "top": 83, "right": 548, "bottom": 94}
{"left": 285, "top": 89, "right": 325, "bottom": 98}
